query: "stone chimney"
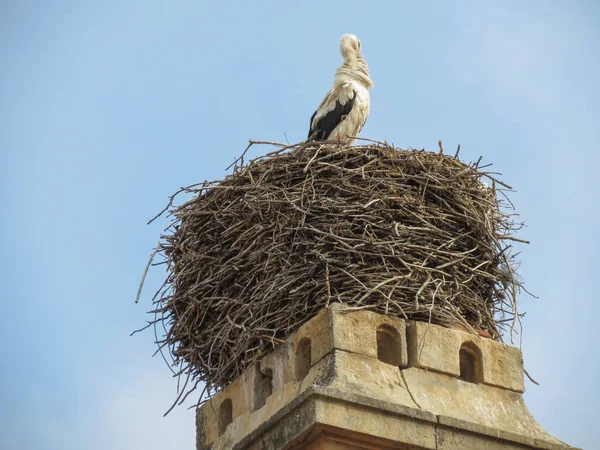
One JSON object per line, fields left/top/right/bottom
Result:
{"left": 196, "top": 304, "right": 576, "bottom": 450}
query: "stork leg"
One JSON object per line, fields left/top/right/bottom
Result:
{"left": 337, "top": 135, "right": 350, "bottom": 147}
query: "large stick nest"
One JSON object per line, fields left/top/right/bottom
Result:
{"left": 141, "top": 140, "right": 526, "bottom": 400}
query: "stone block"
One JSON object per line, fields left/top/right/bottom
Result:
{"left": 407, "top": 321, "right": 524, "bottom": 392}
{"left": 260, "top": 341, "right": 293, "bottom": 392}
{"left": 330, "top": 304, "right": 408, "bottom": 367}
{"left": 437, "top": 426, "right": 532, "bottom": 450}
{"left": 291, "top": 308, "right": 333, "bottom": 368}
{"left": 316, "top": 397, "right": 437, "bottom": 449}
{"left": 326, "top": 350, "right": 417, "bottom": 409}
{"left": 480, "top": 338, "right": 524, "bottom": 392}
{"left": 401, "top": 368, "right": 553, "bottom": 444}
{"left": 407, "top": 320, "right": 462, "bottom": 376}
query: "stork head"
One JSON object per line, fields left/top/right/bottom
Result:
{"left": 340, "top": 34, "right": 362, "bottom": 61}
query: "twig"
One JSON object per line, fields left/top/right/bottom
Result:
{"left": 348, "top": 136, "right": 390, "bottom": 146}
{"left": 325, "top": 262, "right": 331, "bottom": 308}
{"left": 524, "top": 368, "right": 540, "bottom": 386}
{"left": 226, "top": 140, "right": 254, "bottom": 171}
{"left": 135, "top": 243, "right": 161, "bottom": 303}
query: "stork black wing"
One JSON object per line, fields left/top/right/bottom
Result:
{"left": 308, "top": 92, "right": 356, "bottom": 141}
{"left": 308, "top": 110, "right": 318, "bottom": 140}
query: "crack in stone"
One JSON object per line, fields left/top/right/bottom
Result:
{"left": 400, "top": 369, "right": 423, "bottom": 410}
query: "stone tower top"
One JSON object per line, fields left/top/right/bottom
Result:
{"left": 196, "top": 304, "right": 576, "bottom": 449}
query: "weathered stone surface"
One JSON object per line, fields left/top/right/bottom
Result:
{"left": 330, "top": 304, "right": 407, "bottom": 367}
{"left": 407, "top": 320, "right": 525, "bottom": 392}
{"left": 260, "top": 341, "right": 293, "bottom": 392}
{"left": 197, "top": 308, "right": 576, "bottom": 450}
{"left": 289, "top": 428, "right": 417, "bottom": 450}
{"left": 481, "top": 338, "right": 524, "bottom": 392}
{"left": 291, "top": 308, "right": 333, "bottom": 368}
{"left": 243, "top": 396, "right": 319, "bottom": 450}
{"left": 437, "top": 415, "right": 536, "bottom": 447}
{"left": 437, "top": 426, "right": 532, "bottom": 450}
{"left": 407, "top": 320, "right": 462, "bottom": 376}
{"left": 325, "top": 351, "right": 417, "bottom": 409}
{"left": 402, "top": 368, "right": 552, "bottom": 443}
{"left": 316, "top": 397, "right": 436, "bottom": 449}
{"left": 199, "top": 353, "right": 339, "bottom": 449}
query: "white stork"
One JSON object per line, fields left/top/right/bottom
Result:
{"left": 308, "top": 34, "right": 373, "bottom": 145}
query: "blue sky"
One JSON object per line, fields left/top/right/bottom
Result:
{"left": 1, "top": 1, "right": 598, "bottom": 449}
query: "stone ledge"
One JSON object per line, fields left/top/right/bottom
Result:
{"left": 285, "top": 424, "right": 421, "bottom": 450}
{"left": 437, "top": 415, "right": 536, "bottom": 447}
{"left": 200, "top": 382, "right": 578, "bottom": 450}
{"left": 197, "top": 306, "right": 574, "bottom": 449}
{"left": 235, "top": 385, "right": 438, "bottom": 450}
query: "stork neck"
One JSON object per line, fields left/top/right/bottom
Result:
{"left": 336, "top": 58, "right": 374, "bottom": 89}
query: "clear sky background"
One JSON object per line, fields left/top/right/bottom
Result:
{"left": 1, "top": 1, "right": 598, "bottom": 449}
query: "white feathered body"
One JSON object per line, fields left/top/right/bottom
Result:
{"left": 308, "top": 34, "right": 373, "bottom": 145}
{"left": 310, "top": 77, "right": 371, "bottom": 144}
